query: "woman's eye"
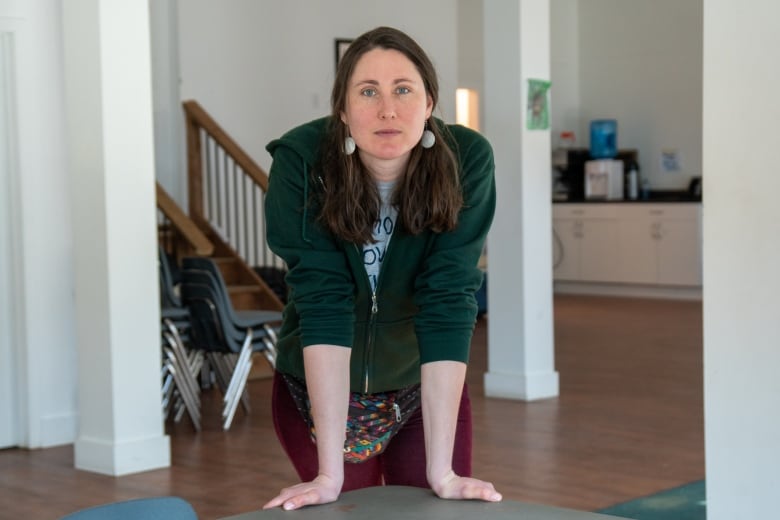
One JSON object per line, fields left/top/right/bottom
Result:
{"left": 361, "top": 88, "right": 377, "bottom": 97}
{"left": 396, "top": 86, "right": 411, "bottom": 95}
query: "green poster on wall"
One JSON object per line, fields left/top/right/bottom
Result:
{"left": 527, "top": 79, "right": 551, "bottom": 130}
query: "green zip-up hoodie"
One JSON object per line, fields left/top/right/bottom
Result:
{"left": 265, "top": 117, "right": 495, "bottom": 394}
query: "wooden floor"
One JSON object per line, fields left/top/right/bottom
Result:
{"left": 0, "top": 294, "right": 704, "bottom": 519}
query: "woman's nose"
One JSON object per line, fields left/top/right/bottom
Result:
{"left": 378, "top": 98, "right": 396, "bottom": 119}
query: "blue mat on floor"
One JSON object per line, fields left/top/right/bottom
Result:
{"left": 597, "top": 480, "right": 706, "bottom": 520}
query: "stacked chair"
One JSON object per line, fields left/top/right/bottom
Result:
{"left": 158, "top": 249, "right": 204, "bottom": 431}
{"left": 161, "top": 318, "right": 204, "bottom": 431}
{"left": 180, "top": 257, "right": 282, "bottom": 430}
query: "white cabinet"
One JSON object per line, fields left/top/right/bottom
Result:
{"left": 553, "top": 203, "right": 702, "bottom": 287}
{"left": 615, "top": 205, "right": 702, "bottom": 286}
{"left": 553, "top": 205, "right": 620, "bottom": 282}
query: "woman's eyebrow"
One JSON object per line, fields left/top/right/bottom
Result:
{"left": 352, "top": 77, "right": 417, "bottom": 86}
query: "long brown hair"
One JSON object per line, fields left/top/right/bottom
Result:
{"left": 317, "top": 26, "right": 463, "bottom": 244}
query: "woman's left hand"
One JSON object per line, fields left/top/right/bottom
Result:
{"left": 431, "top": 469, "right": 503, "bottom": 502}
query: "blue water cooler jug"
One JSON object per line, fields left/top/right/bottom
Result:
{"left": 590, "top": 119, "right": 617, "bottom": 159}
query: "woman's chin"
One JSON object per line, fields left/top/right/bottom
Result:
{"left": 360, "top": 146, "right": 413, "bottom": 162}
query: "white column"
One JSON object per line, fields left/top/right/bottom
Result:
{"left": 483, "top": 0, "right": 558, "bottom": 400}
{"left": 62, "top": 0, "right": 170, "bottom": 475}
{"left": 702, "top": 1, "right": 780, "bottom": 517}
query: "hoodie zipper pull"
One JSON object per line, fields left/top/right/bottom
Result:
{"left": 393, "top": 402, "right": 401, "bottom": 422}
{"left": 371, "top": 292, "right": 378, "bottom": 314}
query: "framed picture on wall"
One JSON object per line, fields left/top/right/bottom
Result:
{"left": 334, "top": 38, "right": 352, "bottom": 73}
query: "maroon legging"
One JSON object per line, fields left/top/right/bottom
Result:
{"left": 271, "top": 372, "right": 473, "bottom": 490}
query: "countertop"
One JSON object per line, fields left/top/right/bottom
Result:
{"left": 554, "top": 190, "right": 701, "bottom": 204}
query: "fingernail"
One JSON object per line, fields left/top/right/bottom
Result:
{"left": 492, "top": 493, "right": 503, "bottom": 501}
{"left": 283, "top": 502, "right": 294, "bottom": 511}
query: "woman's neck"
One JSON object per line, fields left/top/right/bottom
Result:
{"left": 359, "top": 151, "right": 409, "bottom": 183}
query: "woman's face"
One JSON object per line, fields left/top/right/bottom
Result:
{"left": 341, "top": 48, "right": 433, "bottom": 179}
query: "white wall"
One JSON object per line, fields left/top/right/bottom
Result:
{"left": 176, "top": 0, "right": 458, "bottom": 177}
{"left": 456, "top": 0, "right": 485, "bottom": 130}
{"left": 550, "top": 0, "right": 580, "bottom": 146}
{"left": 551, "top": 0, "right": 702, "bottom": 191}
{"left": 0, "top": 0, "right": 78, "bottom": 448}
{"left": 149, "top": 0, "right": 184, "bottom": 203}
{"left": 702, "top": 1, "right": 780, "bottom": 517}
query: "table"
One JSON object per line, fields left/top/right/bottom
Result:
{"left": 220, "top": 486, "right": 622, "bottom": 520}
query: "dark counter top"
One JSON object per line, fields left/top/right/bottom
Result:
{"left": 554, "top": 190, "right": 701, "bottom": 204}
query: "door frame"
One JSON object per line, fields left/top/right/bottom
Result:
{"left": 0, "top": 27, "right": 22, "bottom": 449}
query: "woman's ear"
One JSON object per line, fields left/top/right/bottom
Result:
{"left": 425, "top": 95, "right": 434, "bottom": 119}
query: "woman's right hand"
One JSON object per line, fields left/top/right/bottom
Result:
{"left": 265, "top": 345, "right": 349, "bottom": 511}
{"left": 262, "top": 474, "right": 342, "bottom": 511}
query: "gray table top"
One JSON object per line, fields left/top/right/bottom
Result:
{"left": 221, "top": 486, "right": 622, "bottom": 520}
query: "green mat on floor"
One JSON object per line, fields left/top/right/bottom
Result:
{"left": 597, "top": 480, "right": 706, "bottom": 520}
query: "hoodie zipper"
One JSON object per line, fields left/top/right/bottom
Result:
{"left": 354, "top": 232, "right": 396, "bottom": 394}
{"left": 364, "top": 290, "right": 378, "bottom": 393}
{"left": 355, "top": 244, "right": 379, "bottom": 394}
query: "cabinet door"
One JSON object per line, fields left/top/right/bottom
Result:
{"left": 657, "top": 218, "right": 702, "bottom": 285}
{"left": 579, "top": 219, "right": 619, "bottom": 282}
{"left": 552, "top": 218, "right": 581, "bottom": 280}
{"left": 616, "top": 218, "right": 657, "bottom": 284}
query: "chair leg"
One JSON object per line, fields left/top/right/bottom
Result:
{"left": 208, "top": 352, "right": 233, "bottom": 396}
{"left": 161, "top": 366, "right": 175, "bottom": 417}
{"left": 163, "top": 331, "right": 202, "bottom": 409}
{"left": 215, "top": 352, "right": 251, "bottom": 415}
{"left": 163, "top": 330, "right": 202, "bottom": 431}
{"left": 222, "top": 332, "right": 254, "bottom": 430}
{"left": 164, "top": 348, "right": 201, "bottom": 431}
{"left": 259, "top": 337, "right": 276, "bottom": 369}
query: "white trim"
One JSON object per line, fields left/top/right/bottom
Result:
{"left": 39, "top": 412, "right": 78, "bottom": 447}
{"left": 484, "top": 369, "right": 560, "bottom": 401}
{"left": 0, "top": 27, "right": 24, "bottom": 449}
{"left": 75, "top": 435, "right": 171, "bottom": 477}
{"left": 554, "top": 281, "right": 702, "bottom": 301}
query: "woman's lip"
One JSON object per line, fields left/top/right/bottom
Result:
{"left": 375, "top": 129, "right": 401, "bottom": 136}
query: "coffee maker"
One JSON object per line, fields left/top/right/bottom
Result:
{"left": 552, "top": 148, "right": 590, "bottom": 201}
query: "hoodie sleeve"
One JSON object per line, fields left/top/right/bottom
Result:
{"left": 264, "top": 143, "right": 355, "bottom": 348}
{"left": 413, "top": 126, "right": 496, "bottom": 364}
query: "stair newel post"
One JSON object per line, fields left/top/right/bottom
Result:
{"left": 185, "top": 102, "right": 206, "bottom": 228}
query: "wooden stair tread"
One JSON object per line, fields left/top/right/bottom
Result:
{"left": 227, "top": 285, "right": 264, "bottom": 294}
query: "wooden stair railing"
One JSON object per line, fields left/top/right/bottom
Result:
{"left": 156, "top": 182, "right": 214, "bottom": 258}
{"left": 183, "top": 99, "right": 285, "bottom": 312}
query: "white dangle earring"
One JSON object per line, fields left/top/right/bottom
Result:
{"left": 421, "top": 121, "right": 435, "bottom": 149}
{"left": 344, "top": 135, "right": 356, "bottom": 155}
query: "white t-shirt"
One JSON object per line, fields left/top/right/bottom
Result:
{"left": 362, "top": 181, "right": 398, "bottom": 292}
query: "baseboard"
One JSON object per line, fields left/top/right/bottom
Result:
{"left": 484, "top": 370, "right": 560, "bottom": 401}
{"left": 75, "top": 434, "right": 170, "bottom": 476}
{"left": 554, "top": 281, "right": 702, "bottom": 300}
{"left": 39, "top": 412, "right": 78, "bottom": 447}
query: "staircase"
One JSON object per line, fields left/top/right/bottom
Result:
{"left": 199, "top": 228, "right": 284, "bottom": 312}
{"left": 157, "top": 181, "right": 283, "bottom": 314}
{"left": 158, "top": 99, "right": 286, "bottom": 313}
{"left": 157, "top": 100, "right": 286, "bottom": 379}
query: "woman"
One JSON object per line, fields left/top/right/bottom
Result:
{"left": 263, "top": 26, "right": 500, "bottom": 511}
